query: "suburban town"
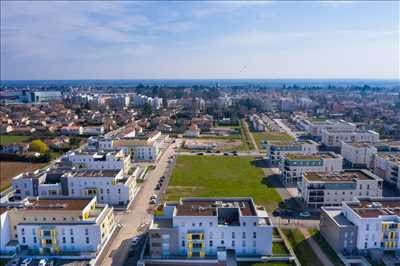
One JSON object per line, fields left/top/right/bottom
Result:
{"left": 1, "top": 1, "right": 399, "bottom": 266}
{"left": 0, "top": 82, "right": 399, "bottom": 266}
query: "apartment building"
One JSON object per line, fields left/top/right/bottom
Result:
{"left": 12, "top": 168, "right": 139, "bottom": 207}
{"left": 299, "top": 170, "right": 383, "bottom": 209}
{"left": 374, "top": 152, "right": 400, "bottom": 190}
{"left": 263, "top": 140, "right": 319, "bottom": 166}
{"left": 280, "top": 152, "right": 343, "bottom": 184}
{"left": 63, "top": 169, "right": 138, "bottom": 206}
{"left": 322, "top": 129, "right": 380, "bottom": 148}
{"left": 320, "top": 197, "right": 400, "bottom": 259}
{"left": 147, "top": 198, "right": 272, "bottom": 262}
{"left": 341, "top": 141, "right": 378, "bottom": 168}
{"left": 293, "top": 116, "right": 356, "bottom": 137}
{"left": 63, "top": 149, "right": 132, "bottom": 174}
{"left": 0, "top": 197, "right": 115, "bottom": 259}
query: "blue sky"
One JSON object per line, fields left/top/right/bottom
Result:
{"left": 1, "top": 1, "right": 399, "bottom": 80}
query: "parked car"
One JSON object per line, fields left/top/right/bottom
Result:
{"left": 197, "top": 153, "right": 204, "bottom": 155}
{"left": 38, "top": 258, "right": 48, "bottom": 266}
{"left": 223, "top": 153, "right": 229, "bottom": 156}
{"left": 155, "top": 185, "right": 160, "bottom": 190}
{"left": 150, "top": 199, "right": 157, "bottom": 204}
{"left": 20, "top": 258, "right": 32, "bottom": 266}
{"left": 215, "top": 150, "right": 221, "bottom": 153}
{"left": 299, "top": 211, "right": 311, "bottom": 217}
{"left": 150, "top": 194, "right": 158, "bottom": 200}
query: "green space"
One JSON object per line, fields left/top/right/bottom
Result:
{"left": 166, "top": 155, "right": 282, "bottom": 211}
{"left": 281, "top": 228, "right": 323, "bottom": 266}
{"left": 252, "top": 132, "right": 294, "bottom": 150}
{"left": 240, "top": 119, "right": 255, "bottom": 150}
{"left": 309, "top": 229, "right": 345, "bottom": 266}
{"left": 198, "top": 134, "right": 242, "bottom": 140}
{"left": 273, "top": 241, "right": 290, "bottom": 256}
{"left": 0, "top": 135, "right": 31, "bottom": 145}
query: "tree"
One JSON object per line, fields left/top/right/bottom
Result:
{"left": 29, "top": 139, "right": 49, "bottom": 154}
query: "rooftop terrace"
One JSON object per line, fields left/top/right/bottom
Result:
{"left": 304, "top": 170, "right": 380, "bottom": 182}
{"left": 347, "top": 198, "right": 400, "bottom": 218}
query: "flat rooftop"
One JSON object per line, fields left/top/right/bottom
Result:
{"left": 344, "top": 142, "right": 376, "bottom": 148}
{"left": 348, "top": 198, "right": 400, "bottom": 218}
{"left": 175, "top": 198, "right": 257, "bottom": 217}
{"left": 286, "top": 152, "right": 338, "bottom": 160}
{"left": 323, "top": 208, "right": 353, "bottom": 226}
{"left": 376, "top": 152, "right": 400, "bottom": 164}
{"left": 304, "top": 170, "right": 379, "bottom": 182}
{"left": 24, "top": 198, "right": 91, "bottom": 211}
{"left": 67, "top": 169, "right": 121, "bottom": 177}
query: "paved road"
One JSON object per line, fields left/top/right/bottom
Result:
{"left": 96, "top": 141, "right": 177, "bottom": 266}
{"left": 274, "top": 119, "right": 297, "bottom": 140}
{"left": 176, "top": 151, "right": 264, "bottom": 157}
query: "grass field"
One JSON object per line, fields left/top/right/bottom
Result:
{"left": 272, "top": 241, "right": 290, "bottom": 256}
{"left": 0, "top": 161, "right": 48, "bottom": 191}
{"left": 0, "top": 135, "right": 31, "bottom": 145}
{"left": 166, "top": 156, "right": 282, "bottom": 211}
{"left": 281, "top": 228, "right": 323, "bottom": 266}
{"left": 309, "top": 229, "right": 345, "bottom": 266}
{"left": 251, "top": 132, "right": 294, "bottom": 150}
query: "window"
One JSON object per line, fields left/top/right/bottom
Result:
{"left": 232, "top": 240, "right": 235, "bottom": 247}
{"left": 86, "top": 237, "right": 90, "bottom": 244}
{"left": 232, "top": 232, "right": 235, "bottom": 239}
{"left": 22, "top": 237, "right": 26, "bottom": 243}
{"left": 209, "top": 240, "right": 213, "bottom": 247}
{"left": 71, "top": 237, "right": 74, "bottom": 244}
{"left": 209, "top": 222, "right": 213, "bottom": 226}
{"left": 85, "top": 229, "right": 89, "bottom": 235}
{"left": 242, "top": 232, "right": 246, "bottom": 239}
{"left": 33, "top": 237, "right": 37, "bottom": 244}
{"left": 253, "top": 232, "right": 256, "bottom": 239}
{"left": 21, "top": 228, "right": 25, "bottom": 235}
{"left": 242, "top": 240, "right": 246, "bottom": 247}
{"left": 192, "top": 223, "right": 195, "bottom": 227}
{"left": 199, "top": 222, "right": 202, "bottom": 227}
{"left": 364, "top": 242, "right": 367, "bottom": 249}
{"left": 253, "top": 222, "right": 257, "bottom": 226}
{"left": 242, "top": 222, "right": 246, "bottom": 226}
{"left": 221, "top": 240, "right": 224, "bottom": 245}
{"left": 62, "top": 237, "right": 66, "bottom": 244}
{"left": 70, "top": 228, "right": 74, "bottom": 235}
{"left": 366, "top": 224, "right": 370, "bottom": 231}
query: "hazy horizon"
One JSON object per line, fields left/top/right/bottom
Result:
{"left": 1, "top": 1, "right": 399, "bottom": 80}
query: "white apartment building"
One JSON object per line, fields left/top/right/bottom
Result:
{"left": 63, "top": 169, "right": 138, "bottom": 206}
{"left": 374, "top": 152, "right": 400, "bottom": 190}
{"left": 293, "top": 116, "right": 356, "bottom": 137}
{"left": 341, "top": 141, "right": 378, "bottom": 168}
{"left": 321, "top": 197, "right": 400, "bottom": 259}
{"left": 322, "top": 129, "right": 380, "bottom": 148}
{"left": 281, "top": 152, "right": 343, "bottom": 184}
{"left": 249, "top": 114, "right": 266, "bottom": 132}
{"left": 0, "top": 197, "right": 115, "bottom": 259}
{"left": 64, "top": 149, "right": 132, "bottom": 174}
{"left": 263, "top": 140, "right": 319, "bottom": 166}
{"left": 148, "top": 198, "right": 272, "bottom": 262}
{"left": 299, "top": 170, "right": 383, "bottom": 209}
{"left": 12, "top": 168, "right": 139, "bottom": 207}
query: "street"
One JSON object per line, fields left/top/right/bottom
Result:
{"left": 96, "top": 141, "right": 178, "bottom": 266}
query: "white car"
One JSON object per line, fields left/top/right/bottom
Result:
{"left": 150, "top": 194, "right": 158, "bottom": 200}
{"left": 38, "top": 258, "right": 48, "bottom": 266}
{"left": 20, "top": 258, "right": 33, "bottom": 266}
{"left": 150, "top": 199, "right": 157, "bottom": 204}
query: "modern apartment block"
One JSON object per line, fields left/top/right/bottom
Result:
{"left": 263, "top": 140, "right": 319, "bottom": 166}
{"left": 63, "top": 149, "right": 132, "bottom": 174}
{"left": 341, "top": 141, "right": 378, "bottom": 168}
{"left": 374, "top": 152, "right": 400, "bottom": 190}
{"left": 320, "top": 197, "right": 400, "bottom": 259}
{"left": 298, "top": 170, "right": 383, "bottom": 208}
{"left": 321, "top": 129, "right": 380, "bottom": 148}
{"left": 147, "top": 198, "right": 272, "bottom": 262}
{"left": 293, "top": 116, "right": 356, "bottom": 138}
{"left": 280, "top": 152, "right": 343, "bottom": 184}
{"left": 12, "top": 168, "right": 139, "bottom": 207}
{"left": 0, "top": 197, "right": 115, "bottom": 259}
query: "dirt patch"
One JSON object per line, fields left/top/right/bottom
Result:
{"left": 0, "top": 161, "right": 48, "bottom": 191}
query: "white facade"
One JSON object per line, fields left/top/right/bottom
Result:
{"left": 299, "top": 170, "right": 383, "bottom": 208}
{"left": 64, "top": 149, "right": 131, "bottom": 174}
{"left": 149, "top": 198, "right": 273, "bottom": 259}
{"left": 341, "top": 197, "right": 400, "bottom": 252}
{"left": 322, "top": 129, "right": 380, "bottom": 148}
{"left": 293, "top": 117, "right": 356, "bottom": 137}
{"left": 374, "top": 152, "right": 400, "bottom": 190}
{"left": 64, "top": 169, "right": 138, "bottom": 206}
{"left": 281, "top": 152, "right": 343, "bottom": 184}
{"left": 263, "top": 140, "right": 319, "bottom": 166}
{"left": 341, "top": 141, "right": 378, "bottom": 168}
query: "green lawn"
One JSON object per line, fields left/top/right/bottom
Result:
{"left": 309, "top": 229, "right": 345, "bottom": 266}
{"left": 0, "top": 135, "right": 31, "bottom": 145}
{"left": 252, "top": 132, "right": 294, "bottom": 150}
{"left": 166, "top": 156, "right": 282, "bottom": 211}
{"left": 281, "top": 228, "right": 323, "bottom": 266}
{"left": 240, "top": 119, "right": 255, "bottom": 151}
{"left": 272, "top": 241, "right": 290, "bottom": 256}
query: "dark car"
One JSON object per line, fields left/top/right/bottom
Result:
{"left": 223, "top": 153, "right": 229, "bottom": 156}
{"left": 197, "top": 153, "right": 204, "bottom": 155}
{"left": 215, "top": 150, "right": 221, "bottom": 153}
{"left": 155, "top": 185, "right": 160, "bottom": 190}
